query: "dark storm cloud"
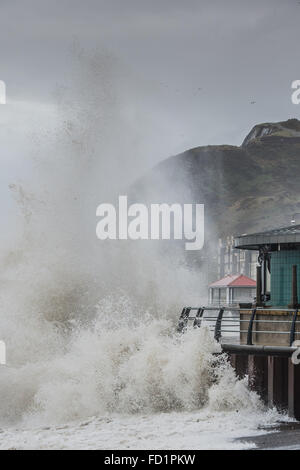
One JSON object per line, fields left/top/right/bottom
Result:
{"left": 0, "top": 0, "right": 300, "bottom": 146}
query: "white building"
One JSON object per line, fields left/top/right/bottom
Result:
{"left": 209, "top": 273, "right": 256, "bottom": 307}
{"left": 218, "top": 236, "right": 258, "bottom": 280}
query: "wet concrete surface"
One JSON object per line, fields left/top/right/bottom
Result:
{"left": 239, "top": 422, "right": 300, "bottom": 449}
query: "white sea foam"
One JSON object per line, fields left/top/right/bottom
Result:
{"left": 0, "top": 295, "right": 285, "bottom": 449}
{"left": 0, "top": 293, "right": 282, "bottom": 432}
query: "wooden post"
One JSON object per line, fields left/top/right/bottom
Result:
{"left": 268, "top": 356, "right": 288, "bottom": 411}
{"left": 288, "top": 360, "right": 300, "bottom": 419}
{"left": 256, "top": 265, "right": 263, "bottom": 307}
{"left": 229, "top": 353, "right": 248, "bottom": 379}
{"left": 248, "top": 355, "right": 268, "bottom": 403}
{"left": 289, "top": 265, "right": 299, "bottom": 309}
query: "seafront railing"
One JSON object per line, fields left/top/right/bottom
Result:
{"left": 177, "top": 306, "right": 300, "bottom": 420}
{"left": 177, "top": 306, "right": 300, "bottom": 347}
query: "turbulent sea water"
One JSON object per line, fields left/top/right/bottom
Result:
{"left": 0, "top": 292, "right": 287, "bottom": 449}
{"left": 0, "top": 53, "right": 291, "bottom": 449}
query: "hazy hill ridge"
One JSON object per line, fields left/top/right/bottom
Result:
{"left": 133, "top": 119, "right": 300, "bottom": 238}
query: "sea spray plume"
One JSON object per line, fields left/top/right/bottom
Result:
{"left": 0, "top": 313, "right": 265, "bottom": 427}
{"left": 0, "top": 47, "right": 209, "bottom": 426}
{"left": 0, "top": 47, "right": 261, "bottom": 429}
{"left": 2, "top": 44, "right": 206, "bottom": 320}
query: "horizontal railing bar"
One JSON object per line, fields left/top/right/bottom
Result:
{"left": 219, "top": 330, "right": 241, "bottom": 333}
{"left": 221, "top": 343, "right": 297, "bottom": 357}
{"left": 186, "top": 307, "right": 240, "bottom": 311}
{"left": 206, "top": 328, "right": 300, "bottom": 335}
{"left": 255, "top": 308, "right": 297, "bottom": 312}
{"left": 207, "top": 329, "right": 294, "bottom": 335}
{"left": 213, "top": 319, "right": 297, "bottom": 324}
{"left": 197, "top": 317, "right": 239, "bottom": 321}
{"left": 188, "top": 317, "right": 300, "bottom": 323}
{"left": 211, "top": 328, "right": 300, "bottom": 335}
{"left": 186, "top": 307, "right": 297, "bottom": 312}
{"left": 207, "top": 327, "right": 238, "bottom": 332}
{"left": 239, "top": 330, "right": 299, "bottom": 335}
{"left": 251, "top": 320, "right": 298, "bottom": 323}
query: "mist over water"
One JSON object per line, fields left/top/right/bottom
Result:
{"left": 0, "top": 48, "right": 279, "bottom": 432}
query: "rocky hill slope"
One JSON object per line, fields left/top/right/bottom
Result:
{"left": 133, "top": 118, "right": 300, "bottom": 239}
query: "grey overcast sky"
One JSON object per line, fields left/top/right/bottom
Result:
{"left": 1, "top": 0, "right": 300, "bottom": 142}
{"left": 0, "top": 0, "right": 300, "bottom": 242}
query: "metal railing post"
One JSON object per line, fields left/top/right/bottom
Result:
{"left": 177, "top": 307, "right": 191, "bottom": 333}
{"left": 247, "top": 308, "right": 257, "bottom": 345}
{"left": 214, "top": 308, "right": 224, "bottom": 342}
{"left": 193, "top": 307, "right": 204, "bottom": 328}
